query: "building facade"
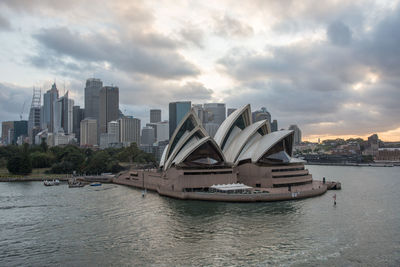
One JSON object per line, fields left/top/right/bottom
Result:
{"left": 73, "top": 106, "right": 85, "bottom": 143}
{"left": 119, "top": 116, "right": 141, "bottom": 146}
{"left": 80, "top": 118, "right": 98, "bottom": 146}
{"left": 169, "top": 101, "right": 191, "bottom": 139}
{"left": 150, "top": 109, "right": 162, "bottom": 123}
{"left": 141, "top": 126, "right": 155, "bottom": 145}
{"left": 84, "top": 78, "right": 103, "bottom": 121}
{"left": 1, "top": 121, "right": 14, "bottom": 144}
{"left": 54, "top": 92, "right": 74, "bottom": 134}
{"left": 203, "top": 103, "right": 226, "bottom": 126}
{"left": 99, "top": 86, "right": 119, "bottom": 135}
{"left": 42, "top": 83, "right": 59, "bottom": 132}
{"left": 288, "top": 125, "right": 302, "bottom": 145}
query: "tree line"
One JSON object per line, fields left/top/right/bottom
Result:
{"left": 0, "top": 141, "right": 156, "bottom": 175}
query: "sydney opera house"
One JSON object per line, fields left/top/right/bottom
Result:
{"left": 115, "top": 104, "right": 328, "bottom": 201}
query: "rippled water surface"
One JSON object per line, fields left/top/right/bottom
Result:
{"left": 1, "top": 166, "right": 400, "bottom": 266}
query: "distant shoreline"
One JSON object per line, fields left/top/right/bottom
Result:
{"left": 0, "top": 176, "right": 70, "bottom": 182}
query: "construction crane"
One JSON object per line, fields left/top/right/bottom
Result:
{"left": 20, "top": 100, "right": 26, "bottom": 120}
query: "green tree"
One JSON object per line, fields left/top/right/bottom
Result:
{"left": 84, "top": 151, "right": 110, "bottom": 174}
{"left": 31, "top": 152, "right": 53, "bottom": 168}
{"left": 40, "top": 138, "right": 48, "bottom": 153}
{"left": 7, "top": 153, "right": 32, "bottom": 175}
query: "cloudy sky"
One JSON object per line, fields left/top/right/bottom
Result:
{"left": 0, "top": 0, "right": 399, "bottom": 141}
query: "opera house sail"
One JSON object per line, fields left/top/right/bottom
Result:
{"left": 115, "top": 104, "right": 330, "bottom": 202}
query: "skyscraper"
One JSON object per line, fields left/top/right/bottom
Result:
{"left": 119, "top": 116, "right": 141, "bottom": 146}
{"left": 54, "top": 92, "right": 74, "bottom": 134}
{"left": 73, "top": 106, "right": 85, "bottom": 143}
{"left": 99, "top": 86, "right": 119, "bottom": 134}
{"left": 13, "top": 120, "right": 28, "bottom": 144}
{"left": 84, "top": 78, "right": 103, "bottom": 121}
{"left": 80, "top": 118, "right": 98, "bottom": 146}
{"left": 150, "top": 109, "right": 161, "bottom": 123}
{"left": 42, "top": 83, "right": 58, "bottom": 132}
{"left": 28, "top": 87, "right": 42, "bottom": 144}
{"left": 169, "top": 101, "right": 191, "bottom": 138}
{"left": 288, "top": 124, "right": 302, "bottom": 145}
{"left": 203, "top": 103, "right": 226, "bottom": 125}
{"left": 141, "top": 126, "right": 155, "bottom": 145}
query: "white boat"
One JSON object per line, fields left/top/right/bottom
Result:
{"left": 43, "top": 180, "right": 54, "bottom": 186}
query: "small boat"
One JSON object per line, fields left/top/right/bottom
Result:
{"left": 54, "top": 179, "right": 60, "bottom": 185}
{"left": 90, "top": 182, "right": 102, "bottom": 187}
{"left": 69, "top": 182, "right": 84, "bottom": 188}
{"left": 68, "top": 178, "right": 85, "bottom": 188}
{"left": 43, "top": 180, "right": 54, "bottom": 186}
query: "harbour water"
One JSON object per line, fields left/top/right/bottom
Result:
{"left": 1, "top": 166, "right": 399, "bottom": 266}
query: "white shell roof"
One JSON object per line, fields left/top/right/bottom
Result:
{"left": 164, "top": 126, "right": 208, "bottom": 170}
{"left": 159, "top": 144, "right": 169, "bottom": 168}
{"left": 171, "top": 136, "right": 226, "bottom": 166}
{"left": 213, "top": 104, "right": 251, "bottom": 149}
{"left": 237, "top": 130, "right": 294, "bottom": 163}
{"left": 166, "top": 109, "right": 203, "bottom": 160}
{"left": 223, "top": 120, "right": 269, "bottom": 163}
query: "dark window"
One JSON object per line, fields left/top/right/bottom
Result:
{"left": 256, "top": 183, "right": 261, "bottom": 188}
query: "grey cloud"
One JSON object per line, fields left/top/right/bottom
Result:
{"left": 31, "top": 27, "right": 200, "bottom": 79}
{"left": 0, "top": 83, "right": 32, "bottom": 122}
{"left": 180, "top": 27, "right": 205, "bottom": 48}
{"left": 214, "top": 15, "right": 253, "bottom": 37}
{"left": 327, "top": 21, "right": 352, "bottom": 46}
{"left": 218, "top": 7, "right": 400, "bottom": 137}
{"left": 0, "top": 13, "right": 11, "bottom": 31}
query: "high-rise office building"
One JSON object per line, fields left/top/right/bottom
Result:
{"left": 1, "top": 121, "right": 14, "bottom": 144}
{"left": 28, "top": 87, "right": 42, "bottom": 144}
{"left": 119, "top": 116, "right": 141, "bottom": 146}
{"left": 150, "top": 109, "right": 162, "bottom": 123}
{"left": 99, "top": 86, "right": 119, "bottom": 134}
{"left": 54, "top": 92, "right": 74, "bottom": 134}
{"left": 73, "top": 106, "right": 85, "bottom": 143}
{"left": 203, "top": 103, "right": 226, "bottom": 125}
{"left": 42, "top": 83, "right": 59, "bottom": 132}
{"left": 155, "top": 121, "right": 169, "bottom": 142}
{"left": 80, "top": 118, "right": 98, "bottom": 146}
{"left": 169, "top": 101, "right": 191, "bottom": 138}
{"left": 289, "top": 124, "right": 302, "bottom": 145}
{"left": 141, "top": 126, "right": 155, "bottom": 145}
{"left": 84, "top": 78, "right": 103, "bottom": 121}
{"left": 99, "top": 121, "right": 120, "bottom": 149}
{"left": 13, "top": 120, "right": 28, "bottom": 144}
{"left": 192, "top": 104, "right": 205, "bottom": 122}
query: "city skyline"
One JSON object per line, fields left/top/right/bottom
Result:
{"left": 0, "top": 0, "right": 399, "bottom": 142}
